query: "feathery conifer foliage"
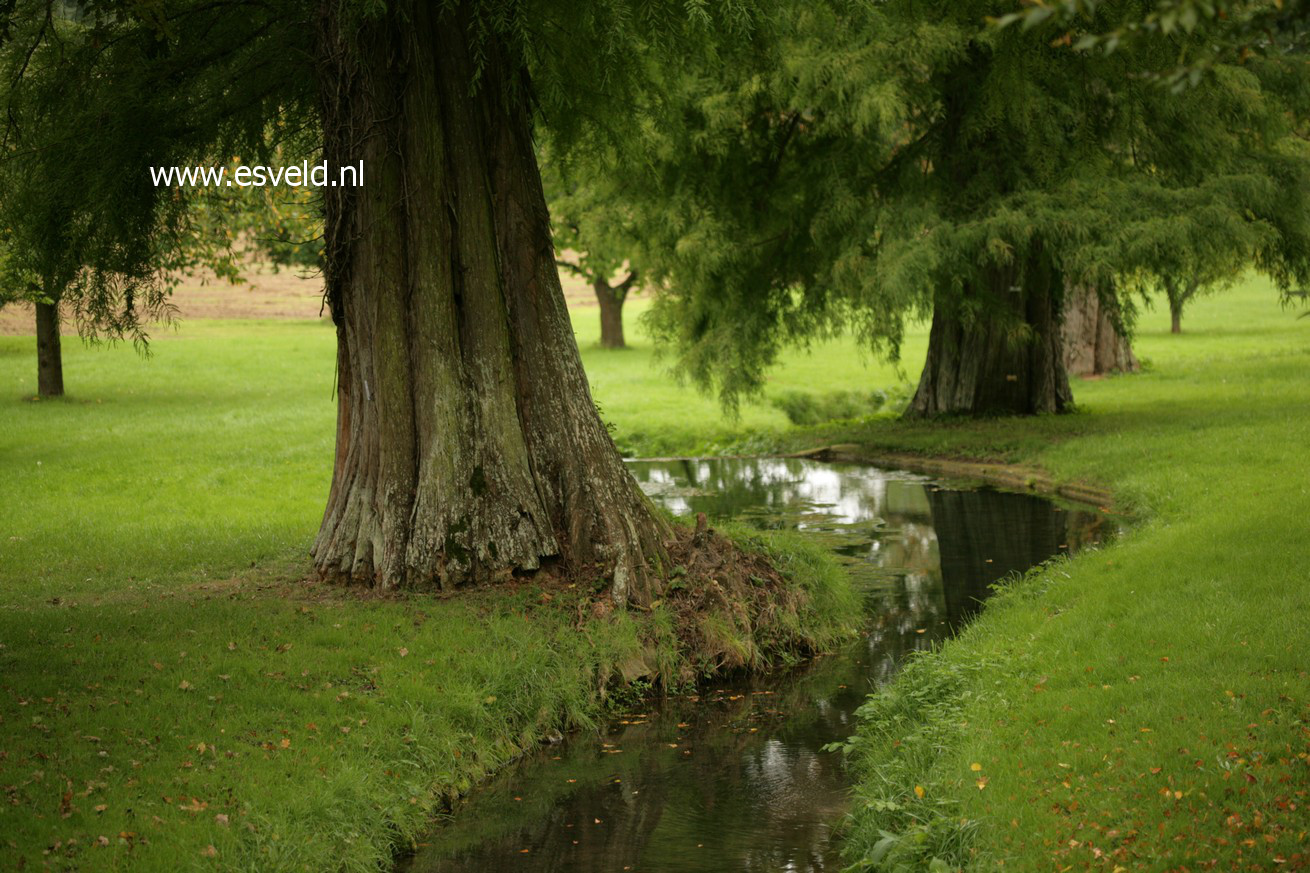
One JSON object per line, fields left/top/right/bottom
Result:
{"left": 581, "top": 0, "right": 1310, "bottom": 415}
{"left": 999, "top": 0, "right": 1310, "bottom": 91}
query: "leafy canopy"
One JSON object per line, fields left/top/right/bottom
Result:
{"left": 0, "top": 0, "right": 769, "bottom": 336}
{"left": 565, "top": 0, "right": 1310, "bottom": 408}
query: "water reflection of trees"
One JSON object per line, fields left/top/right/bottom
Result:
{"left": 409, "top": 461, "right": 1112, "bottom": 872}
{"left": 410, "top": 659, "right": 868, "bottom": 871}
{"left": 626, "top": 459, "right": 917, "bottom": 530}
{"left": 928, "top": 487, "right": 1111, "bottom": 629}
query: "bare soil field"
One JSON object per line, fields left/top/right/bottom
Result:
{"left": 0, "top": 262, "right": 612, "bottom": 335}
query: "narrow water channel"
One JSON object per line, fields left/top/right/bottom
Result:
{"left": 406, "top": 459, "right": 1113, "bottom": 872}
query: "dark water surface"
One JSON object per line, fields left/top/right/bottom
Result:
{"left": 407, "top": 459, "right": 1112, "bottom": 872}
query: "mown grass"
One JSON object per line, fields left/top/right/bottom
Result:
{"left": 580, "top": 300, "right": 921, "bottom": 456}
{"left": 0, "top": 304, "right": 862, "bottom": 871}
{"left": 3, "top": 275, "right": 1305, "bottom": 871}
{"left": 828, "top": 277, "right": 1310, "bottom": 870}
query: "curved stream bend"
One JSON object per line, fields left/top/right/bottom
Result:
{"left": 406, "top": 459, "right": 1113, "bottom": 872}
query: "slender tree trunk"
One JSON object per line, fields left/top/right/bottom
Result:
{"left": 312, "top": 0, "right": 668, "bottom": 603}
{"left": 1163, "top": 277, "right": 1188, "bottom": 334}
{"left": 594, "top": 280, "right": 626, "bottom": 349}
{"left": 1060, "top": 282, "right": 1138, "bottom": 377}
{"left": 35, "top": 300, "right": 64, "bottom": 398}
{"left": 907, "top": 251, "right": 1072, "bottom": 417}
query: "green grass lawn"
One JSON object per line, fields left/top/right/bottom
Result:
{"left": 0, "top": 303, "right": 861, "bottom": 871}
{"left": 2, "top": 276, "right": 1306, "bottom": 871}
{"left": 580, "top": 299, "right": 923, "bottom": 456}
{"left": 827, "top": 278, "right": 1310, "bottom": 870}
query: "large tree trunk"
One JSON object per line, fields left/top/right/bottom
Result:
{"left": 594, "top": 280, "right": 626, "bottom": 349}
{"left": 907, "top": 252, "right": 1072, "bottom": 418}
{"left": 1060, "top": 283, "right": 1138, "bottom": 378}
{"left": 35, "top": 300, "right": 64, "bottom": 398}
{"left": 1169, "top": 301, "right": 1183, "bottom": 334}
{"left": 312, "top": 1, "right": 668, "bottom": 603}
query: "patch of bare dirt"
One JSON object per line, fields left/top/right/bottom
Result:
{"left": 0, "top": 260, "right": 627, "bottom": 336}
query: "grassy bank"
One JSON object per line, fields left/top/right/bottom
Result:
{"left": 0, "top": 309, "right": 858, "bottom": 871}
{"left": 827, "top": 278, "right": 1310, "bottom": 870}
{"left": 4, "top": 275, "right": 1305, "bottom": 870}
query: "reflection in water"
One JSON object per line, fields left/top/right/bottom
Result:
{"left": 407, "top": 459, "right": 1112, "bottom": 872}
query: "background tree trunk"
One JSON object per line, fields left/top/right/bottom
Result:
{"left": 907, "top": 252, "right": 1072, "bottom": 417}
{"left": 35, "top": 300, "right": 64, "bottom": 398}
{"left": 1170, "top": 301, "right": 1183, "bottom": 334}
{"left": 594, "top": 280, "right": 626, "bottom": 349}
{"left": 312, "top": 0, "right": 668, "bottom": 603}
{"left": 1060, "top": 283, "right": 1139, "bottom": 377}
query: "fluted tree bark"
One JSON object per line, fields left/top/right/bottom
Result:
{"left": 311, "top": 0, "right": 668, "bottom": 603}
{"left": 1060, "top": 283, "right": 1139, "bottom": 378}
{"left": 908, "top": 252, "right": 1072, "bottom": 418}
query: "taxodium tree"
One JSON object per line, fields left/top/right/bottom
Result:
{"left": 0, "top": 0, "right": 766, "bottom": 603}
{"left": 608, "top": 0, "right": 1310, "bottom": 416}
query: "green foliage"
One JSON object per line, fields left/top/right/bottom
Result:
{"left": 996, "top": 0, "right": 1310, "bottom": 92}
{"left": 193, "top": 150, "right": 326, "bottom": 274}
{"left": 542, "top": 149, "right": 641, "bottom": 298}
{"left": 0, "top": 0, "right": 772, "bottom": 331}
{"left": 0, "top": 0, "right": 315, "bottom": 342}
{"left": 566, "top": 0, "right": 1310, "bottom": 410}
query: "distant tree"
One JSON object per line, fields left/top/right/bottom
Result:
{"left": 543, "top": 159, "right": 643, "bottom": 349}
{"left": 0, "top": 181, "right": 249, "bottom": 397}
{"left": 0, "top": 6, "right": 262, "bottom": 398}
{"left": 1160, "top": 266, "right": 1243, "bottom": 334}
{"left": 0, "top": 237, "right": 65, "bottom": 397}
{"left": 1162, "top": 277, "right": 1203, "bottom": 334}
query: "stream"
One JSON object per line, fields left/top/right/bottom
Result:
{"left": 405, "top": 458, "right": 1113, "bottom": 872}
